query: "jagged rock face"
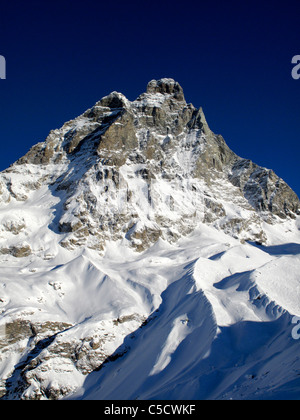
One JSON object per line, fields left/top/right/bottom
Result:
{"left": 0, "top": 77, "right": 299, "bottom": 255}
{"left": 0, "top": 316, "right": 145, "bottom": 399}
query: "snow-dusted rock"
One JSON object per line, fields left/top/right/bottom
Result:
{"left": 1, "top": 78, "right": 298, "bottom": 256}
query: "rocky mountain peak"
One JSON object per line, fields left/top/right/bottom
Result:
{"left": 0, "top": 79, "right": 299, "bottom": 257}
{"left": 0, "top": 79, "right": 300, "bottom": 400}
{"left": 146, "top": 78, "right": 185, "bottom": 101}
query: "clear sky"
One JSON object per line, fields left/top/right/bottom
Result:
{"left": 0, "top": 0, "right": 299, "bottom": 195}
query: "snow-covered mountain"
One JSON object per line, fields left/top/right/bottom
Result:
{"left": 0, "top": 78, "right": 300, "bottom": 400}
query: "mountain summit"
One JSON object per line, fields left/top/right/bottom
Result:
{"left": 1, "top": 78, "right": 298, "bottom": 256}
{"left": 0, "top": 79, "right": 300, "bottom": 400}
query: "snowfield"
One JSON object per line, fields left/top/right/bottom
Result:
{"left": 0, "top": 179, "right": 300, "bottom": 400}
{"left": 65, "top": 221, "right": 300, "bottom": 400}
{"left": 0, "top": 78, "right": 300, "bottom": 400}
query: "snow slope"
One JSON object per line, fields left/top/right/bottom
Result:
{"left": 0, "top": 174, "right": 300, "bottom": 400}
{"left": 68, "top": 221, "right": 300, "bottom": 400}
{"left": 1, "top": 191, "right": 300, "bottom": 399}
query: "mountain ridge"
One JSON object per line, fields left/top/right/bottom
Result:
{"left": 0, "top": 79, "right": 300, "bottom": 400}
{"left": 1, "top": 78, "right": 299, "bottom": 257}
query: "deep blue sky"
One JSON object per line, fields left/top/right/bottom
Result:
{"left": 0, "top": 0, "right": 299, "bottom": 195}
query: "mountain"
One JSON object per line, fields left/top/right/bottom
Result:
{"left": 0, "top": 78, "right": 300, "bottom": 400}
